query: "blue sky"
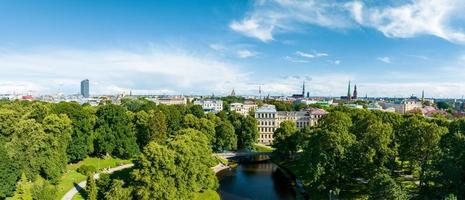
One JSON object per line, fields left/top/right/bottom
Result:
{"left": 1, "top": 0, "right": 465, "bottom": 98}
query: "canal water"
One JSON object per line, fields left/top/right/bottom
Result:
{"left": 217, "top": 156, "right": 297, "bottom": 200}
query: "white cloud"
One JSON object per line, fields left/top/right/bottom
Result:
{"left": 284, "top": 56, "right": 308, "bottom": 63}
{"left": 333, "top": 60, "right": 341, "bottom": 65}
{"left": 296, "top": 51, "right": 328, "bottom": 58}
{"left": 230, "top": 18, "right": 274, "bottom": 42}
{"left": 377, "top": 56, "right": 391, "bottom": 63}
{"left": 231, "top": 0, "right": 465, "bottom": 44}
{"left": 361, "top": 0, "right": 465, "bottom": 43}
{"left": 0, "top": 48, "right": 251, "bottom": 95}
{"left": 236, "top": 49, "right": 256, "bottom": 58}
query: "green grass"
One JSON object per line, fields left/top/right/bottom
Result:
{"left": 56, "top": 157, "right": 132, "bottom": 199}
{"left": 252, "top": 143, "right": 274, "bottom": 152}
{"left": 194, "top": 189, "right": 220, "bottom": 200}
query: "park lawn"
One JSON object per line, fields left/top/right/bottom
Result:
{"left": 56, "top": 157, "right": 132, "bottom": 199}
{"left": 252, "top": 143, "right": 274, "bottom": 152}
{"left": 194, "top": 189, "right": 221, "bottom": 200}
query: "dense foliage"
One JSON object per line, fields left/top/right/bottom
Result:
{"left": 0, "top": 98, "right": 257, "bottom": 199}
{"left": 274, "top": 107, "right": 462, "bottom": 199}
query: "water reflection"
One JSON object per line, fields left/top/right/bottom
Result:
{"left": 217, "top": 158, "right": 296, "bottom": 200}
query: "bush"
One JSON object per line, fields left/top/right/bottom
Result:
{"left": 77, "top": 165, "right": 97, "bottom": 176}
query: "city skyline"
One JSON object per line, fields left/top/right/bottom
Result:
{"left": 1, "top": 0, "right": 465, "bottom": 98}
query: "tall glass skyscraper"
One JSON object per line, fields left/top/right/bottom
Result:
{"left": 80, "top": 79, "right": 90, "bottom": 98}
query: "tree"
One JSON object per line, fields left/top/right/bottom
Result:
{"left": 52, "top": 102, "right": 95, "bottom": 162}
{"left": 237, "top": 116, "right": 259, "bottom": 150}
{"left": 86, "top": 175, "right": 97, "bottom": 200}
{"left": 188, "top": 105, "right": 205, "bottom": 118}
{"left": 430, "top": 119, "right": 465, "bottom": 197}
{"left": 437, "top": 101, "right": 451, "bottom": 110}
{"left": 0, "top": 141, "right": 19, "bottom": 198}
{"left": 94, "top": 104, "right": 139, "bottom": 158}
{"left": 368, "top": 173, "right": 408, "bottom": 200}
{"left": 273, "top": 121, "right": 298, "bottom": 155}
{"left": 398, "top": 116, "right": 446, "bottom": 186}
{"left": 7, "top": 119, "right": 46, "bottom": 180}
{"left": 134, "top": 110, "right": 167, "bottom": 148}
{"left": 299, "top": 111, "right": 355, "bottom": 192}
{"left": 31, "top": 177, "right": 58, "bottom": 200}
{"left": 15, "top": 173, "right": 32, "bottom": 200}
{"left": 104, "top": 180, "right": 132, "bottom": 200}
{"left": 41, "top": 114, "right": 72, "bottom": 181}
{"left": 132, "top": 129, "right": 217, "bottom": 200}
{"left": 214, "top": 121, "right": 237, "bottom": 151}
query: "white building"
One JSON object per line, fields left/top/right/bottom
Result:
{"left": 230, "top": 101, "right": 258, "bottom": 116}
{"left": 153, "top": 96, "right": 187, "bottom": 105}
{"left": 194, "top": 99, "right": 223, "bottom": 113}
{"left": 255, "top": 105, "right": 327, "bottom": 145}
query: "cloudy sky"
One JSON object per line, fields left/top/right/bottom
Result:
{"left": 1, "top": 0, "right": 465, "bottom": 98}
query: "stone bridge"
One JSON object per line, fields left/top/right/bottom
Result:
{"left": 214, "top": 151, "right": 272, "bottom": 159}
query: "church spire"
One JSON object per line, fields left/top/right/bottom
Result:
{"left": 347, "top": 80, "right": 352, "bottom": 101}
{"left": 353, "top": 84, "right": 358, "bottom": 100}
{"left": 302, "top": 80, "right": 305, "bottom": 97}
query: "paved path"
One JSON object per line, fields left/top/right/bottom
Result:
{"left": 61, "top": 164, "right": 134, "bottom": 200}
{"left": 212, "top": 163, "right": 230, "bottom": 173}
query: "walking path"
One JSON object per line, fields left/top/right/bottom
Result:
{"left": 213, "top": 163, "right": 230, "bottom": 173}
{"left": 61, "top": 164, "right": 134, "bottom": 200}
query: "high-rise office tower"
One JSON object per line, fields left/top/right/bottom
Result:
{"left": 80, "top": 79, "right": 90, "bottom": 98}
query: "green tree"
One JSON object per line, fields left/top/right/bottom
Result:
{"left": 398, "top": 116, "right": 446, "bottom": 186}
{"left": 41, "top": 114, "right": 72, "bottom": 181}
{"left": 7, "top": 119, "right": 46, "bottom": 180}
{"left": 86, "top": 175, "right": 97, "bottom": 200}
{"left": 214, "top": 121, "right": 237, "bottom": 151}
{"left": 15, "top": 173, "right": 32, "bottom": 200}
{"left": 237, "top": 116, "right": 259, "bottom": 150}
{"left": 31, "top": 177, "right": 58, "bottom": 200}
{"left": 134, "top": 110, "right": 167, "bottom": 148}
{"left": 104, "top": 180, "right": 132, "bottom": 200}
{"left": 430, "top": 119, "right": 465, "bottom": 197}
{"left": 368, "top": 173, "right": 408, "bottom": 200}
{"left": 94, "top": 104, "right": 139, "bottom": 158}
{"left": 299, "top": 111, "right": 355, "bottom": 192}
{"left": 52, "top": 102, "right": 95, "bottom": 162}
{"left": 132, "top": 129, "right": 217, "bottom": 200}
{"left": 273, "top": 121, "right": 298, "bottom": 155}
{"left": 0, "top": 141, "right": 19, "bottom": 198}
{"left": 189, "top": 105, "right": 205, "bottom": 118}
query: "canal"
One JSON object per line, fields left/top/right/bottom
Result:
{"left": 217, "top": 156, "right": 297, "bottom": 200}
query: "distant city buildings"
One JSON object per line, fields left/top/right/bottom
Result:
{"left": 151, "top": 96, "right": 187, "bottom": 105}
{"left": 80, "top": 79, "right": 90, "bottom": 98}
{"left": 194, "top": 99, "right": 223, "bottom": 113}
{"left": 255, "top": 104, "right": 327, "bottom": 145}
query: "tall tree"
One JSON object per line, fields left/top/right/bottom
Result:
{"left": 14, "top": 173, "right": 32, "bottom": 200}
{"left": 52, "top": 102, "right": 96, "bottom": 162}
{"left": 0, "top": 141, "right": 19, "bottom": 198}
{"left": 398, "top": 116, "right": 446, "bottom": 186}
{"left": 214, "top": 121, "right": 237, "bottom": 151}
{"left": 237, "top": 116, "right": 259, "bottom": 150}
{"left": 94, "top": 104, "right": 139, "bottom": 158}
{"left": 86, "top": 175, "right": 97, "bottom": 200}
{"left": 132, "top": 129, "right": 217, "bottom": 200}
{"left": 368, "top": 173, "right": 408, "bottom": 200}
{"left": 41, "top": 114, "right": 72, "bottom": 181}
{"left": 273, "top": 121, "right": 298, "bottom": 155}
